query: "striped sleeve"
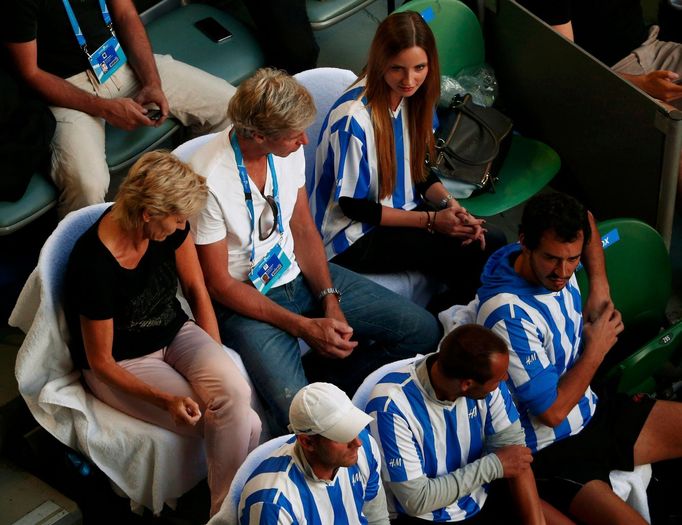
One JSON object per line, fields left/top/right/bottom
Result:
{"left": 331, "top": 117, "right": 372, "bottom": 202}
{"left": 240, "top": 501, "right": 295, "bottom": 525}
{"left": 484, "top": 307, "right": 559, "bottom": 417}
{"left": 484, "top": 382, "right": 519, "bottom": 436}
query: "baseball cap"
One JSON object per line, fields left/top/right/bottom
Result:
{"left": 288, "top": 383, "right": 373, "bottom": 443}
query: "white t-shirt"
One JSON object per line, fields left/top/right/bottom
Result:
{"left": 190, "top": 127, "right": 304, "bottom": 286}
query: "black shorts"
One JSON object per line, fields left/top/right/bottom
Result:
{"left": 531, "top": 392, "right": 655, "bottom": 513}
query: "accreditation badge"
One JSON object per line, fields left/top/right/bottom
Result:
{"left": 89, "top": 35, "right": 127, "bottom": 84}
{"left": 248, "top": 241, "right": 291, "bottom": 295}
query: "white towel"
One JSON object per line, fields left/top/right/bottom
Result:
{"left": 10, "top": 204, "right": 206, "bottom": 514}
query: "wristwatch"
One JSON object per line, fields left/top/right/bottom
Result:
{"left": 318, "top": 287, "right": 342, "bottom": 303}
{"left": 439, "top": 194, "right": 456, "bottom": 209}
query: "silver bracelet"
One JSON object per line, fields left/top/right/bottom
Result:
{"left": 317, "top": 287, "right": 342, "bottom": 303}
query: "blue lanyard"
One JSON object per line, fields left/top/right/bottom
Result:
{"left": 229, "top": 130, "right": 284, "bottom": 263}
{"left": 61, "top": 0, "right": 115, "bottom": 56}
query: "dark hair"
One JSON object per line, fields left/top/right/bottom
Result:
{"left": 437, "top": 325, "right": 508, "bottom": 384}
{"left": 519, "top": 192, "right": 591, "bottom": 250}
{"left": 360, "top": 10, "right": 440, "bottom": 198}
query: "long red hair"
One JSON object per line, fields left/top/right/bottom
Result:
{"left": 359, "top": 11, "right": 440, "bottom": 199}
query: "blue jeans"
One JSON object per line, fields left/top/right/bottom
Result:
{"left": 215, "top": 264, "right": 441, "bottom": 435}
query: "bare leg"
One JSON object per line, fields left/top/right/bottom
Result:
{"left": 634, "top": 399, "right": 682, "bottom": 465}
{"left": 507, "top": 469, "right": 545, "bottom": 525}
{"left": 542, "top": 500, "right": 576, "bottom": 525}
{"left": 569, "top": 480, "right": 647, "bottom": 525}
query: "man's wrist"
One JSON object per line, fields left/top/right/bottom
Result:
{"left": 318, "top": 287, "right": 341, "bottom": 303}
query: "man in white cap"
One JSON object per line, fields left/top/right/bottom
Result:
{"left": 238, "top": 382, "right": 390, "bottom": 524}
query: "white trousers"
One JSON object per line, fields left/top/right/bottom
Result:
{"left": 50, "top": 54, "right": 235, "bottom": 217}
{"left": 83, "top": 321, "right": 261, "bottom": 516}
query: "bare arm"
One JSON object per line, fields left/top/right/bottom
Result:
{"left": 618, "top": 70, "right": 682, "bottom": 103}
{"left": 195, "top": 230, "right": 356, "bottom": 357}
{"left": 551, "top": 21, "right": 574, "bottom": 41}
{"left": 4, "top": 40, "right": 152, "bottom": 130}
{"left": 175, "top": 233, "right": 220, "bottom": 343}
{"left": 81, "top": 317, "right": 201, "bottom": 425}
{"left": 108, "top": 0, "right": 169, "bottom": 123}
{"left": 581, "top": 211, "right": 611, "bottom": 322}
{"left": 538, "top": 303, "right": 623, "bottom": 427}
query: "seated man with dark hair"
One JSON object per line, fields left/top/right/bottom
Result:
{"left": 366, "top": 324, "right": 554, "bottom": 524}
{"left": 475, "top": 191, "right": 682, "bottom": 524}
{"left": 3, "top": 0, "right": 234, "bottom": 216}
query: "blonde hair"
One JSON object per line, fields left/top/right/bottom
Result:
{"left": 360, "top": 11, "right": 440, "bottom": 198}
{"left": 227, "top": 68, "right": 316, "bottom": 138}
{"left": 111, "top": 150, "right": 208, "bottom": 231}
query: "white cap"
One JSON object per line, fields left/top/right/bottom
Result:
{"left": 288, "top": 383, "right": 373, "bottom": 443}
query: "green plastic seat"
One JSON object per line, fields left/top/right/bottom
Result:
{"left": 609, "top": 323, "right": 682, "bottom": 396}
{"left": 397, "top": 0, "right": 560, "bottom": 217}
{"left": 576, "top": 218, "right": 671, "bottom": 331}
{"left": 307, "top": 0, "right": 381, "bottom": 30}
{"left": 0, "top": 173, "right": 57, "bottom": 236}
{"left": 106, "top": 4, "right": 265, "bottom": 173}
{"left": 575, "top": 218, "right": 678, "bottom": 394}
{"left": 450, "top": 136, "right": 560, "bottom": 216}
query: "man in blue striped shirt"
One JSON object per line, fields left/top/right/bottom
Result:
{"left": 366, "top": 325, "right": 547, "bottom": 524}
{"left": 238, "top": 382, "right": 389, "bottom": 524}
{"left": 476, "top": 192, "right": 682, "bottom": 524}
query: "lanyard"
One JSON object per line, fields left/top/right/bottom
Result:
{"left": 230, "top": 130, "right": 284, "bottom": 263}
{"left": 61, "top": 0, "right": 116, "bottom": 56}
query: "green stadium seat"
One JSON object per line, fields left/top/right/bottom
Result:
{"left": 576, "top": 218, "right": 680, "bottom": 395}
{"left": 0, "top": 174, "right": 57, "bottom": 237}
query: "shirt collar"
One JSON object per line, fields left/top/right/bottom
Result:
{"left": 292, "top": 440, "right": 339, "bottom": 486}
{"left": 415, "top": 353, "right": 460, "bottom": 408}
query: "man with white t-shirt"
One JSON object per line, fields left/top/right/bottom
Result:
{"left": 366, "top": 324, "right": 548, "bottom": 525}
{"left": 475, "top": 192, "right": 682, "bottom": 524}
{"left": 190, "top": 68, "right": 441, "bottom": 435}
{"left": 236, "top": 382, "right": 390, "bottom": 524}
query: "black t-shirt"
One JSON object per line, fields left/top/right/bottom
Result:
{"left": 4, "top": 0, "right": 113, "bottom": 78}
{"left": 65, "top": 207, "right": 190, "bottom": 369}
{"left": 519, "top": 0, "right": 648, "bottom": 67}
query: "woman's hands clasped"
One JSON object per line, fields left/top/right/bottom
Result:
{"left": 433, "top": 202, "right": 487, "bottom": 249}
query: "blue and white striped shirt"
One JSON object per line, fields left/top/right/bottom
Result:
{"left": 366, "top": 356, "right": 519, "bottom": 522}
{"left": 311, "top": 78, "right": 423, "bottom": 259}
{"left": 238, "top": 430, "right": 385, "bottom": 524}
{"left": 476, "top": 243, "right": 598, "bottom": 453}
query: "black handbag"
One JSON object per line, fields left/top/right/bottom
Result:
{"left": 432, "top": 93, "right": 513, "bottom": 193}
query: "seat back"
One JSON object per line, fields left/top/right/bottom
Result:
{"left": 294, "top": 67, "right": 358, "bottom": 196}
{"left": 307, "top": 0, "right": 381, "bottom": 31}
{"left": 172, "top": 132, "right": 220, "bottom": 162}
{"left": 218, "top": 434, "right": 295, "bottom": 524}
{"left": 352, "top": 355, "right": 422, "bottom": 410}
{"left": 396, "top": 0, "right": 484, "bottom": 77}
{"left": 576, "top": 218, "right": 671, "bottom": 333}
{"left": 609, "top": 321, "right": 682, "bottom": 395}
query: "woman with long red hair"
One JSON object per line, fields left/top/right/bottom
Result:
{"left": 311, "top": 11, "right": 504, "bottom": 307}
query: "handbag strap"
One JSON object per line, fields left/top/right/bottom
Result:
{"left": 437, "top": 94, "right": 501, "bottom": 165}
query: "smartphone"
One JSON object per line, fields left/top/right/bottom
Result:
{"left": 146, "top": 108, "right": 162, "bottom": 121}
{"left": 194, "top": 17, "right": 233, "bottom": 43}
